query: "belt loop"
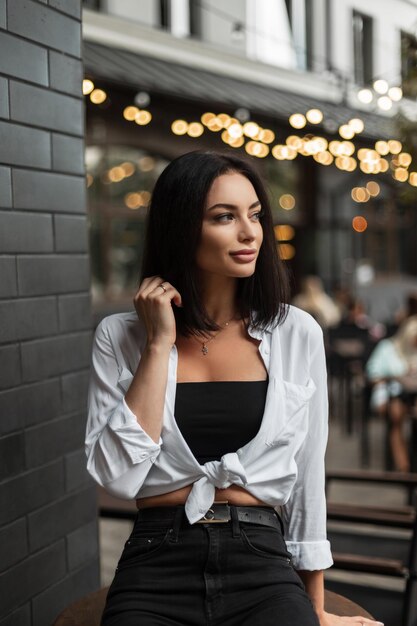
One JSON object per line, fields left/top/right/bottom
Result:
{"left": 230, "top": 505, "right": 241, "bottom": 537}
{"left": 169, "top": 506, "right": 183, "bottom": 543}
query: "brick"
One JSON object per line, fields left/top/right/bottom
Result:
{"left": 55, "top": 214, "right": 88, "bottom": 252}
{"left": 32, "top": 560, "right": 99, "bottom": 626}
{"left": 10, "top": 81, "right": 83, "bottom": 135}
{"left": 0, "top": 540, "right": 66, "bottom": 615}
{"left": 49, "top": 51, "right": 82, "bottom": 97}
{"left": 0, "top": 166, "right": 12, "bottom": 208}
{"left": 0, "top": 211, "right": 53, "bottom": 253}
{"left": 0, "top": 257, "right": 17, "bottom": 298}
{"left": 0, "top": 31, "right": 48, "bottom": 86}
{"left": 0, "top": 460, "right": 64, "bottom": 525}
{"left": 17, "top": 255, "right": 90, "bottom": 295}
{"left": 66, "top": 520, "right": 98, "bottom": 571}
{"left": 52, "top": 134, "right": 84, "bottom": 175}
{"left": 65, "top": 448, "right": 94, "bottom": 492}
{"left": 13, "top": 170, "right": 86, "bottom": 212}
{"left": 0, "top": 432, "right": 25, "bottom": 478}
{"left": 0, "top": 518, "right": 28, "bottom": 573}
{"left": 58, "top": 293, "right": 91, "bottom": 331}
{"left": 0, "top": 604, "right": 30, "bottom": 626}
{"left": 0, "top": 297, "right": 58, "bottom": 344}
{"left": 0, "top": 345, "right": 20, "bottom": 390}
{"left": 0, "top": 77, "right": 9, "bottom": 119}
{"left": 49, "top": 0, "right": 81, "bottom": 19}
{"left": 0, "top": 0, "right": 6, "bottom": 29}
{"left": 0, "top": 379, "right": 61, "bottom": 435}
{"left": 21, "top": 331, "right": 91, "bottom": 382}
{"left": 25, "top": 412, "right": 85, "bottom": 468}
{"left": 61, "top": 370, "right": 89, "bottom": 413}
{"left": 8, "top": 0, "right": 81, "bottom": 56}
{"left": 0, "top": 122, "right": 51, "bottom": 169}
{"left": 28, "top": 487, "right": 97, "bottom": 551}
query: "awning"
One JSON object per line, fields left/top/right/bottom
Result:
{"left": 83, "top": 40, "right": 395, "bottom": 140}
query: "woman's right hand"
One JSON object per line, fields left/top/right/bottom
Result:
{"left": 134, "top": 276, "right": 183, "bottom": 349}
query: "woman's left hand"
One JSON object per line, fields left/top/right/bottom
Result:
{"left": 319, "top": 611, "right": 384, "bottom": 626}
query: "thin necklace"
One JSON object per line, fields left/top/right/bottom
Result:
{"left": 193, "top": 315, "right": 237, "bottom": 356}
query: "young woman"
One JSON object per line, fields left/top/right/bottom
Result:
{"left": 86, "top": 151, "right": 383, "bottom": 626}
{"left": 366, "top": 315, "right": 417, "bottom": 472}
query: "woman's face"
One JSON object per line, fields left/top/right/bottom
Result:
{"left": 195, "top": 172, "right": 264, "bottom": 279}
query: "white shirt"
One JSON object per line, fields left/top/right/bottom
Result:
{"left": 85, "top": 305, "right": 333, "bottom": 570}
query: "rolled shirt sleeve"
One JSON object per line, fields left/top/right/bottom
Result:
{"left": 281, "top": 321, "right": 333, "bottom": 570}
{"left": 85, "top": 318, "right": 161, "bottom": 497}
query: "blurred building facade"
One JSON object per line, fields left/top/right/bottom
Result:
{"left": 0, "top": 1, "right": 100, "bottom": 624}
{"left": 82, "top": 0, "right": 417, "bottom": 318}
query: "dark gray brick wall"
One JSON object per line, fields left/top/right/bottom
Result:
{"left": 0, "top": 1, "right": 100, "bottom": 622}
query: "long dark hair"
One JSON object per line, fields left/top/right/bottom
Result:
{"left": 140, "top": 150, "right": 290, "bottom": 337}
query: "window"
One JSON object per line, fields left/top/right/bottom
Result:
{"left": 159, "top": 0, "right": 171, "bottom": 30}
{"left": 401, "top": 31, "right": 417, "bottom": 99}
{"left": 189, "top": 0, "right": 202, "bottom": 38}
{"left": 352, "top": 11, "right": 373, "bottom": 85}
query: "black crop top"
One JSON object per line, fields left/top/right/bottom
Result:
{"left": 174, "top": 379, "right": 269, "bottom": 465}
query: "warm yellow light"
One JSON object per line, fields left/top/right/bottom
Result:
{"left": 83, "top": 79, "right": 94, "bottom": 95}
{"left": 171, "top": 119, "right": 188, "bottom": 135}
{"left": 243, "top": 122, "right": 260, "bottom": 138}
{"left": 229, "top": 136, "right": 245, "bottom": 148}
{"left": 108, "top": 166, "right": 125, "bottom": 183}
{"left": 359, "top": 161, "right": 372, "bottom": 174}
{"left": 394, "top": 168, "right": 409, "bottom": 182}
{"left": 388, "top": 87, "right": 402, "bottom": 102}
{"left": 306, "top": 109, "right": 323, "bottom": 124}
{"left": 279, "top": 194, "right": 296, "bottom": 210}
{"left": 352, "top": 216, "right": 368, "bottom": 232}
{"left": 125, "top": 192, "right": 143, "bottom": 209}
{"left": 187, "top": 122, "right": 204, "bottom": 137}
{"left": 278, "top": 243, "right": 296, "bottom": 260}
{"left": 134, "top": 110, "right": 152, "bottom": 125}
{"left": 339, "top": 124, "right": 355, "bottom": 139}
{"left": 217, "top": 113, "right": 230, "bottom": 127}
{"left": 138, "top": 157, "right": 155, "bottom": 172}
{"left": 366, "top": 181, "right": 380, "bottom": 196}
{"left": 377, "top": 96, "right": 393, "bottom": 111}
{"left": 374, "top": 79, "right": 389, "bottom": 94}
{"left": 228, "top": 123, "right": 244, "bottom": 139}
{"left": 340, "top": 141, "right": 355, "bottom": 156}
{"left": 201, "top": 112, "right": 215, "bottom": 125}
{"left": 357, "top": 88, "right": 373, "bottom": 104}
{"left": 274, "top": 224, "right": 295, "bottom": 241}
{"left": 409, "top": 172, "right": 417, "bottom": 186}
{"left": 90, "top": 89, "right": 107, "bottom": 104}
{"left": 245, "top": 141, "right": 269, "bottom": 157}
{"left": 286, "top": 135, "right": 303, "bottom": 150}
{"left": 398, "top": 152, "right": 412, "bottom": 168}
{"left": 121, "top": 162, "right": 135, "bottom": 177}
{"left": 348, "top": 118, "right": 364, "bottom": 133}
{"left": 375, "top": 140, "right": 389, "bottom": 155}
{"left": 388, "top": 140, "right": 402, "bottom": 154}
{"left": 258, "top": 128, "right": 275, "bottom": 143}
{"left": 313, "top": 151, "right": 333, "bottom": 166}
{"left": 352, "top": 187, "right": 370, "bottom": 203}
{"left": 86, "top": 173, "right": 93, "bottom": 187}
{"left": 379, "top": 158, "right": 389, "bottom": 172}
{"left": 289, "top": 114, "right": 306, "bottom": 129}
{"left": 207, "top": 116, "right": 223, "bottom": 132}
{"left": 123, "top": 106, "right": 139, "bottom": 121}
{"left": 329, "top": 141, "right": 343, "bottom": 156}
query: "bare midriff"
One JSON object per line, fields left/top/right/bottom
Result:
{"left": 136, "top": 483, "right": 268, "bottom": 509}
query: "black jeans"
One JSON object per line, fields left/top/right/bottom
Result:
{"left": 101, "top": 505, "right": 320, "bottom": 626}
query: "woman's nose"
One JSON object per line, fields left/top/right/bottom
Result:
{"left": 238, "top": 219, "right": 257, "bottom": 240}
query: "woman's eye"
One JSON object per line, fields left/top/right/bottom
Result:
{"left": 252, "top": 211, "right": 263, "bottom": 220}
{"left": 214, "top": 213, "right": 234, "bottom": 222}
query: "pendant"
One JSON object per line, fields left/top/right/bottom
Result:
{"left": 202, "top": 344, "right": 208, "bottom": 355}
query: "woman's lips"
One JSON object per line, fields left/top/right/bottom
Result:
{"left": 230, "top": 252, "right": 257, "bottom": 263}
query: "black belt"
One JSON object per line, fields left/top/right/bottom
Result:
{"left": 137, "top": 503, "right": 282, "bottom": 531}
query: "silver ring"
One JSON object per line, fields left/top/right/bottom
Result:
{"left": 159, "top": 283, "right": 167, "bottom": 293}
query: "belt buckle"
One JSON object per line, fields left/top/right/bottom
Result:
{"left": 198, "top": 501, "right": 230, "bottom": 524}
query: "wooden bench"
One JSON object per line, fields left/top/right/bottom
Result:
{"left": 52, "top": 586, "right": 374, "bottom": 625}
{"left": 326, "top": 470, "right": 417, "bottom": 626}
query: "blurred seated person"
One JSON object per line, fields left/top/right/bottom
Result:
{"left": 292, "top": 275, "right": 341, "bottom": 329}
{"left": 366, "top": 316, "right": 417, "bottom": 472}
{"left": 344, "top": 297, "right": 385, "bottom": 341}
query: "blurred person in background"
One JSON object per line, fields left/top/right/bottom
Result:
{"left": 292, "top": 276, "right": 342, "bottom": 329}
{"left": 366, "top": 316, "right": 417, "bottom": 472}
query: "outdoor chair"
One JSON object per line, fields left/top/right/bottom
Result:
{"left": 325, "top": 469, "right": 417, "bottom": 626}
